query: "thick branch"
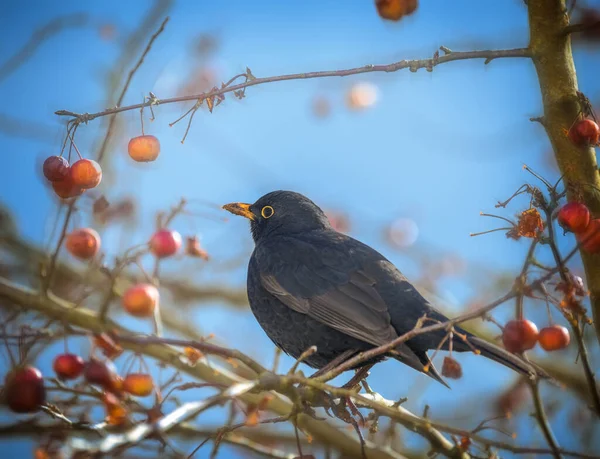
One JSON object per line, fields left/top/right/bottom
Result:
{"left": 3, "top": 277, "right": 598, "bottom": 458}
{"left": 0, "top": 277, "right": 404, "bottom": 459}
{"left": 280, "top": 378, "right": 593, "bottom": 458}
{"left": 55, "top": 47, "right": 531, "bottom": 123}
{"left": 528, "top": 0, "right": 600, "bottom": 344}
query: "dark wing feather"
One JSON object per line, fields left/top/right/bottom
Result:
{"left": 261, "top": 270, "right": 395, "bottom": 346}
{"left": 260, "top": 269, "right": 427, "bottom": 370}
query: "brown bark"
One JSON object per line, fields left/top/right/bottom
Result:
{"left": 528, "top": 0, "right": 600, "bottom": 344}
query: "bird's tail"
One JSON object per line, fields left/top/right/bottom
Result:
{"left": 463, "top": 336, "right": 549, "bottom": 380}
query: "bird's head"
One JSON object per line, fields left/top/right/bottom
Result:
{"left": 222, "top": 190, "right": 331, "bottom": 242}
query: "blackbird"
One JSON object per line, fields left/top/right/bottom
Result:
{"left": 223, "top": 190, "right": 543, "bottom": 386}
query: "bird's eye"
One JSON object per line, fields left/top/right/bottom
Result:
{"left": 261, "top": 206, "right": 274, "bottom": 219}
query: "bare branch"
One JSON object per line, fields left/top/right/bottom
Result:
{"left": 66, "top": 381, "right": 258, "bottom": 455}
{"left": 529, "top": 379, "right": 562, "bottom": 459}
{"left": 563, "top": 20, "right": 600, "bottom": 35}
{"left": 0, "top": 277, "right": 404, "bottom": 459}
{"left": 55, "top": 47, "right": 531, "bottom": 124}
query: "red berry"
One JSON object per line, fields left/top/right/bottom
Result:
{"left": 122, "top": 284, "right": 159, "bottom": 317}
{"left": 84, "top": 358, "right": 117, "bottom": 390}
{"left": 538, "top": 325, "right": 570, "bottom": 351}
{"left": 149, "top": 229, "right": 182, "bottom": 258}
{"left": 375, "top": 0, "right": 418, "bottom": 21}
{"left": 577, "top": 218, "right": 600, "bottom": 253}
{"left": 53, "top": 353, "right": 85, "bottom": 380}
{"left": 70, "top": 159, "right": 102, "bottom": 189}
{"left": 51, "top": 174, "right": 84, "bottom": 199}
{"left": 568, "top": 118, "right": 600, "bottom": 146}
{"left": 128, "top": 135, "right": 160, "bottom": 162}
{"left": 43, "top": 156, "right": 70, "bottom": 182}
{"left": 66, "top": 228, "right": 101, "bottom": 260}
{"left": 123, "top": 373, "right": 154, "bottom": 397}
{"left": 4, "top": 366, "right": 46, "bottom": 413}
{"left": 502, "top": 319, "right": 539, "bottom": 353}
{"left": 557, "top": 202, "right": 590, "bottom": 233}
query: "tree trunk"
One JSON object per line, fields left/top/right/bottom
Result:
{"left": 528, "top": 0, "right": 600, "bottom": 344}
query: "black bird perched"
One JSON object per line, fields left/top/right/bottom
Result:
{"left": 223, "top": 190, "right": 543, "bottom": 386}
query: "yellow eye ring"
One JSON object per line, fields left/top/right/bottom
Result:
{"left": 261, "top": 206, "right": 274, "bottom": 219}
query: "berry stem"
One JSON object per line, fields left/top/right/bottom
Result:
{"left": 140, "top": 105, "right": 145, "bottom": 136}
{"left": 67, "top": 129, "right": 83, "bottom": 160}
{"left": 43, "top": 201, "right": 75, "bottom": 294}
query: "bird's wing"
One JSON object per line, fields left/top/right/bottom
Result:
{"left": 260, "top": 268, "right": 398, "bottom": 347}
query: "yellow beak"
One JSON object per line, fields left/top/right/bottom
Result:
{"left": 222, "top": 202, "right": 255, "bottom": 220}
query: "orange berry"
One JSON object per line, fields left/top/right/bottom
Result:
{"left": 538, "top": 325, "right": 570, "bottom": 351}
{"left": 122, "top": 283, "right": 159, "bottom": 317}
{"left": 502, "top": 319, "right": 539, "bottom": 353}
{"left": 375, "top": 0, "right": 418, "bottom": 21}
{"left": 128, "top": 135, "right": 160, "bottom": 162}
{"left": 65, "top": 228, "right": 101, "bottom": 260}
{"left": 70, "top": 159, "right": 102, "bottom": 189}
{"left": 51, "top": 174, "right": 84, "bottom": 199}
{"left": 123, "top": 373, "right": 154, "bottom": 397}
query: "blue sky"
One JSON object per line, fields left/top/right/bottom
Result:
{"left": 1, "top": 0, "right": 600, "bottom": 457}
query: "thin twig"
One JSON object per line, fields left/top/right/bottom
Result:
{"left": 529, "top": 379, "right": 562, "bottom": 459}
{"left": 0, "top": 13, "right": 89, "bottom": 82}
{"left": 55, "top": 47, "right": 531, "bottom": 124}
{"left": 95, "top": 16, "right": 169, "bottom": 164}
{"left": 563, "top": 20, "right": 600, "bottom": 35}
{"left": 43, "top": 201, "right": 75, "bottom": 293}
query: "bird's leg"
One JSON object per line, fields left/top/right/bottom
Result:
{"left": 308, "top": 349, "right": 357, "bottom": 379}
{"left": 309, "top": 351, "right": 370, "bottom": 425}
{"left": 342, "top": 363, "right": 374, "bottom": 390}
{"left": 328, "top": 363, "right": 374, "bottom": 427}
